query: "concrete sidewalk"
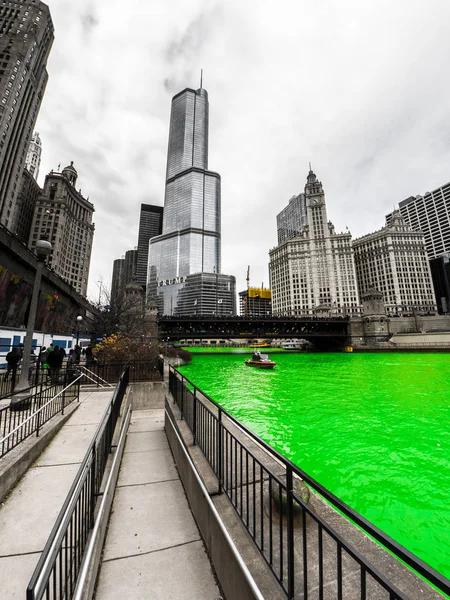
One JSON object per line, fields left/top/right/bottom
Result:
{"left": 95, "top": 407, "right": 221, "bottom": 600}
{"left": 0, "top": 390, "right": 113, "bottom": 599}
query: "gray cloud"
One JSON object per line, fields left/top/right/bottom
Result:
{"left": 165, "top": 11, "right": 213, "bottom": 62}
{"left": 81, "top": 13, "right": 99, "bottom": 31}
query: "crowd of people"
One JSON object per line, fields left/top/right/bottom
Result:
{"left": 3, "top": 343, "right": 95, "bottom": 385}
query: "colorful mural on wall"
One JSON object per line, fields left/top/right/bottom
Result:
{"left": 0, "top": 265, "right": 77, "bottom": 333}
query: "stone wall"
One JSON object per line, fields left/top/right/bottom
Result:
{"left": 388, "top": 314, "right": 450, "bottom": 334}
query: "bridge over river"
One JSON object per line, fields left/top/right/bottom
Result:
{"left": 158, "top": 315, "right": 350, "bottom": 349}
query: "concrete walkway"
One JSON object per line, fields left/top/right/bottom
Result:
{"left": 0, "top": 392, "right": 221, "bottom": 599}
{"left": 95, "top": 406, "right": 221, "bottom": 600}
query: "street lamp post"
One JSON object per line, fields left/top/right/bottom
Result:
{"left": 10, "top": 239, "right": 52, "bottom": 410}
{"left": 76, "top": 315, "right": 83, "bottom": 346}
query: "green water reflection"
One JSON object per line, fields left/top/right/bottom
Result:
{"left": 178, "top": 352, "right": 450, "bottom": 578}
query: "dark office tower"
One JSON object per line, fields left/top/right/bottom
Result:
{"left": 148, "top": 85, "right": 236, "bottom": 315}
{"left": 124, "top": 248, "right": 138, "bottom": 284}
{"left": 111, "top": 257, "right": 125, "bottom": 307}
{"left": 136, "top": 204, "right": 163, "bottom": 288}
{"left": 429, "top": 255, "right": 450, "bottom": 315}
{"left": 15, "top": 166, "right": 40, "bottom": 243}
{"left": 0, "top": 1, "right": 54, "bottom": 232}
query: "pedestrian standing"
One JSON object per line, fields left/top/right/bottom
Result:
{"left": 85, "top": 344, "right": 93, "bottom": 367}
{"left": 29, "top": 349, "right": 37, "bottom": 382}
{"left": 38, "top": 346, "right": 49, "bottom": 368}
{"left": 74, "top": 344, "right": 81, "bottom": 364}
{"left": 67, "top": 349, "right": 76, "bottom": 365}
{"left": 4, "top": 347, "right": 21, "bottom": 381}
{"left": 47, "top": 345, "right": 62, "bottom": 383}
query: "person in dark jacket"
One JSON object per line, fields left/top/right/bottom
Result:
{"left": 47, "top": 345, "right": 63, "bottom": 383}
{"left": 39, "top": 346, "right": 49, "bottom": 368}
{"left": 85, "top": 344, "right": 93, "bottom": 366}
{"left": 4, "top": 347, "right": 21, "bottom": 381}
{"left": 67, "top": 349, "right": 76, "bottom": 365}
{"left": 74, "top": 345, "right": 81, "bottom": 365}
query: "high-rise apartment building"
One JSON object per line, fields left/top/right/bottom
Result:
{"left": 353, "top": 212, "right": 436, "bottom": 316}
{"left": 386, "top": 181, "right": 450, "bottom": 313}
{"left": 136, "top": 204, "right": 163, "bottom": 288}
{"left": 147, "top": 85, "right": 236, "bottom": 315}
{"left": 386, "top": 182, "right": 450, "bottom": 260}
{"left": 0, "top": 1, "right": 53, "bottom": 232}
{"left": 29, "top": 162, "right": 95, "bottom": 296}
{"left": 276, "top": 193, "right": 306, "bottom": 245}
{"left": 269, "top": 170, "right": 360, "bottom": 316}
{"left": 25, "top": 130, "right": 41, "bottom": 179}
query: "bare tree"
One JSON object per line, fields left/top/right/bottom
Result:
{"left": 88, "top": 279, "right": 157, "bottom": 342}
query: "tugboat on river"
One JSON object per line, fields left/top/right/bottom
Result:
{"left": 245, "top": 351, "right": 276, "bottom": 369}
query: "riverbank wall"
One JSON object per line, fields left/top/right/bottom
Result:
{"left": 348, "top": 314, "right": 450, "bottom": 351}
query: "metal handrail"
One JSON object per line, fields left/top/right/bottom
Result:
{"left": 169, "top": 364, "right": 450, "bottom": 597}
{"left": 76, "top": 365, "right": 113, "bottom": 388}
{"left": 26, "top": 366, "right": 130, "bottom": 600}
{"left": 72, "top": 391, "right": 132, "bottom": 600}
{"left": 30, "top": 456, "right": 93, "bottom": 597}
{"left": 165, "top": 404, "right": 265, "bottom": 600}
{"left": 0, "top": 375, "right": 83, "bottom": 445}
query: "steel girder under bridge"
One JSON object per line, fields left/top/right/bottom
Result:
{"left": 158, "top": 316, "right": 350, "bottom": 349}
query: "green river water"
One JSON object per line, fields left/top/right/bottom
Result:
{"left": 178, "top": 351, "right": 450, "bottom": 579}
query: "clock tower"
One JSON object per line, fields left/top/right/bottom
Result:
{"left": 269, "top": 167, "right": 360, "bottom": 317}
{"left": 305, "top": 166, "right": 325, "bottom": 208}
{"left": 305, "top": 167, "right": 327, "bottom": 238}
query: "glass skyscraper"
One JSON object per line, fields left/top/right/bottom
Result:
{"left": 147, "top": 86, "right": 235, "bottom": 315}
{"left": 276, "top": 193, "right": 307, "bottom": 245}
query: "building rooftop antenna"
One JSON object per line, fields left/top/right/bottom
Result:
{"left": 200, "top": 69, "right": 203, "bottom": 89}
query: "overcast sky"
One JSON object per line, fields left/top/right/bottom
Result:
{"left": 35, "top": 0, "right": 450, "bottom": 304}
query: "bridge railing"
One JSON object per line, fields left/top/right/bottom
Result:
{"left": 168, "top": 365, "right": 450, "bottom": 599}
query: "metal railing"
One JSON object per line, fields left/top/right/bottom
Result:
{"left": 0, "top": 365, "right": 42, "bottom": 399}
{"left": 26, "top": 365, "right": 130, "bottom": 600}
{"left": 168, "top": 365, "right": 450, "bottom": 599}
{"left": 0, "top": 374, "right": 81, "bottom": 459}
{"left": 77, "top": 365, "right": 114, "bottom": 389}
{"left": 72, "top": 387, "right": 132, "bottom": 600}
{"left": 0, "top": 359, "right": 163, "bottom": 399}
{"left": 78, "top": 359, "right": 164, "bottom": 386}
